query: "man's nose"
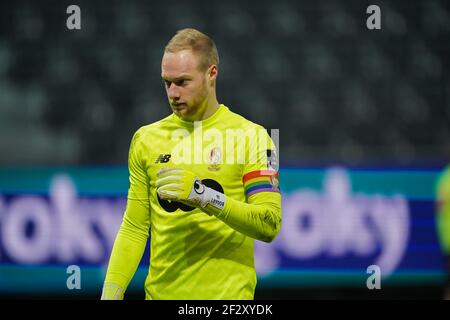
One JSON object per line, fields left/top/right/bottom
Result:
{"left": 168, "top": 84, "right": 180, "bottom": 100}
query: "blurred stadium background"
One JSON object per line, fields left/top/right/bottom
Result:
{"left": 0, "top": 0, "right": 449, "bottom": 299}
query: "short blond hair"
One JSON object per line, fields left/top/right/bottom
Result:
{"left": 165, "top": 28, "right": 219, "bottom": 71}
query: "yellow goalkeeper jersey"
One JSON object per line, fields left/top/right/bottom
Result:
{"left": 437, "top": 165, "right": 450, "bottom": 255}
{"left": 104, "top": 104, "right": 281, "bottom": 300}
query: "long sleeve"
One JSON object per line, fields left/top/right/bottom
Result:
{"left": 102, "top": 129, "right": 151, "bottom": 298}
{"left": 202, "top": 127, "right": 282, "bottom": 243}
{"left": 437, "top": 165, "right": 450, "bottom": 254}
{"left": 212, "top": 191, "right": 281, "bottom": 243}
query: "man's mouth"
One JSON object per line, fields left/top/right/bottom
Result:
{"left": 172, "top": 103, "right": 186, "bottom": 109}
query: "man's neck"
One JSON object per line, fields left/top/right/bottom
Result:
{"left": 188, "top": 95, "right": 219, "bottom": 122}
{"left": 198, "top": 101, "right": 219, "bottom": 121}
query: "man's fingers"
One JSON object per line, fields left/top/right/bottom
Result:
{"left": 157, "top": 184, "right": 182, "bottom": 200}
{"left": 157, "top": 168, "right": 183, "bottom": 178}
{"left": 155, "top": 175, "right": 182, "bottom": 187}
{"left": 157, "top": 190, "right": 177, "bottom": 200}
{"left": 157, "top": 183, "right": 183, "bottom": 192}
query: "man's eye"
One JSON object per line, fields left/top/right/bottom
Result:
{"left": 164, "top": 81, "right": 171, "bottom": 87}
{"left": 176, "top": 80, "right": 185, "bottom": 86}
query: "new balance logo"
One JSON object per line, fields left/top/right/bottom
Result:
{"left": 155, "top": 154, "right": 171, "bottom": 163}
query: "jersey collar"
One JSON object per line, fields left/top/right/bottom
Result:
{"left": 172, "top": 104, "right": 228, "bottom": 129}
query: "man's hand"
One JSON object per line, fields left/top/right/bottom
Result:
{"left": 101, "top": 283, "right": 124, "bottom": 300}
{"left": 156, "top": 168, "right": 225, "bottom": 211}
{"left": 156, "top": 168, "right": 208, "bottom": 208}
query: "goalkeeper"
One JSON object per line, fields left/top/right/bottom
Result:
{"left": 101, "top": 28, "right": 281, "bottom": 300}
{"left": 436, "top": 165, "right": 450, "bottom": 299}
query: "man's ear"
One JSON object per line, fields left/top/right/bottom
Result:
{"left": 208, "top": 65, "right": 218, "bottom": 84}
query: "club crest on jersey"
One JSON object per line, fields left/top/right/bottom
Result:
{"left": 207, "top": 147, "right": 222, "bottom": 171}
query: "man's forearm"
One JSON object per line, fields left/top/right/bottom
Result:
{"left": 203, "top": 193, "right": 282, "bottom": 243}
{"left": 155, "top": 168, "right": 281, "bottom": 243}
{"left": 102, "top": 217, "right": 148, "bottom": 299}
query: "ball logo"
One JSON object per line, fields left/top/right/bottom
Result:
{"left": 194, "top": 179, "right": 205, "bottom": 194}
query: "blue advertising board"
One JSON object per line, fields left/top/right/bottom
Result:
{"left": 0, "top": 166, "right": 446, "bottom": 294}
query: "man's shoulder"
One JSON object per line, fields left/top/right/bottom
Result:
{"left": 224, "top": 106, "right": 266, "bottom": 131}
